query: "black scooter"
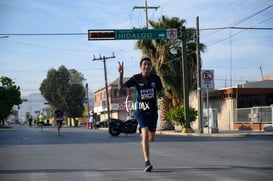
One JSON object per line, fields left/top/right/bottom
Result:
{"left": 109, "top": 118, "right": 138, "bottom": 136}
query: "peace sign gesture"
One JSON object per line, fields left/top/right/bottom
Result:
{"left": 118, "top": 61, "right": 124, "bottom": 75}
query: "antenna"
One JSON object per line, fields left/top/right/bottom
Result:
{"left": 260, "top": 66, "right": 264, "bottom": 80}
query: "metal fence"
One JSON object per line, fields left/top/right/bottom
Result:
{"left": 235, "top": 106, "right": 272, "bottom": 124}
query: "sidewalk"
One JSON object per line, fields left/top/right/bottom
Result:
{"left": 157, "top": 129, "right": 273, "bottom": 137}
{"left": 99, "top": 127, "right": 273, "bottom": 137}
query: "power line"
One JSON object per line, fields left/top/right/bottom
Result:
{"left": 1, "top": 38, "right": 90, "bottom": 52}
{"left": 201, "top": 3, "right": 273, "bottom": 40}
{"left": 231, "top": 4, "right": 273, "bottom": 27}
{"left": 201, "top": 27, "right": 273, "bottom": 31}
{"left": 207, "top": 16, "right": 273, "bottom": 47}
{"left": 0, "top": 33, "right": 86, "bottom": 36}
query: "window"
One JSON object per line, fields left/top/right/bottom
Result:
{"left": 113, "top": 88, "right": 127, "bottom": 97}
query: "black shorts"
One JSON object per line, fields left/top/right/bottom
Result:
{"left": 134, "top": 111, "right": 158, "bottom": 132}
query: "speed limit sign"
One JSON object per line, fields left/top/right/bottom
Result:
{"left": 201, "top": 70, "right": 214, "bottom": 89}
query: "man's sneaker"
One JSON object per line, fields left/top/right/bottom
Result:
{"left": 144, "top": 161, "right": 153, "bottom": 172}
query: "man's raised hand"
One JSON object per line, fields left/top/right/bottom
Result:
{"left": 118, "top": 61, "right": 124, "bottom": 90}
{"left": 118, "top": 61, "right": 124, "bottom": 75}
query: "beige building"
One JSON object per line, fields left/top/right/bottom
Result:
{"left": 190, "top": 79, "right": 273, "bottom": 131}
{"left": 93, "top": 78, "right": 135, "bottom": 122}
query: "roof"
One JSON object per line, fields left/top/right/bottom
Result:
{"left": 94, "top": 77, "right": 130, "bottom": 93}
{"left": 237, "top": 80, "right": 273, "bottom": 88}
{"left": 109, "top": 77, "right": 130, "bottom": 86}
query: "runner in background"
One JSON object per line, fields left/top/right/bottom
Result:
{"left": 55, "top": 109, "right": 64, "bottom": 134}
{"left": 38, "top": 113, "right": 45, "bottom": 131}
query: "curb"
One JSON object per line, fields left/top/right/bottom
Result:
{"left": 98, "top": 127, "right": 273, "bottom": 137}
{"left": 157, "top": 131, "right": 273, "bottom": 137}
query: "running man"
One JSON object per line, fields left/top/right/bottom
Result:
{"left": 38, "top": 113, "right": 45, "bottom": 131}
{"left": 55, "top": 109, "right": 64, "bottom": 134}
{"left": 118, "top": 56, "right": 164, "bottom": 172}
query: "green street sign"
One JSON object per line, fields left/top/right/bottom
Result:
{"left": 115, "top": 29, "right": 177, "bottom": 40}
{"left": 88, "top": 29, "right": 177, "bottom": 40}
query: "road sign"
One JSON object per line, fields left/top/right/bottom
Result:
{"left": 201, "top": 69, "right": 214, "bottom": 89}
{"left": 115, "top": 29, "right": 177, "bottom": 40}
{"left": 88, "top": 29, "right": 177, "bottom": 40}
{"left": 167, "top": 29, "right": 178, "bottom": 39}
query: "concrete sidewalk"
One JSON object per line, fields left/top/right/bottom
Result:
{"left": 157, "top": 129, "right": 273, "bottom": 137}
{"left": 99, "top": 127, "right": 273, "bottom": 137}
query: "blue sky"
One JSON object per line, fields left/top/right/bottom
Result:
{"left": 0, "top": 0, "right": 272, "bottom": 97}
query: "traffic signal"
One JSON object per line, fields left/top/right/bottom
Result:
{"left": 88, "top": 30, "right": 115, "bottom": 40}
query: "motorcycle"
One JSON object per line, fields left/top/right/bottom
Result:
{"left": 109, "top": 118, "right": 138, "bottom": 136}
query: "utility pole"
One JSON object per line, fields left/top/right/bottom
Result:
{"left": 181, "top": 26, "right": 191, "bottom": 132}
{"left": 133, "top": 0, "right": 159, "bottom": 29}
{"left": 93, "top": 53, "right": 115, "bottom": 126}
{"left": 196, "top": 16, "right": 203, "bottom": 133}
{"left": 85, "top": 83, "right": 90, "bottom": 119}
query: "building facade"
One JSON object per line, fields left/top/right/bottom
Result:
{"left": 94, "top": 75, "right": 273, "bottom": 131}
{"left": 93, "top": 78, "right": 136, "bottom": 122}
{"left": 190, "top": 80, "right": 273, "bottom": 131}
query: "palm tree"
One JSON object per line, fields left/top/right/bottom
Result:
{"left": 136, "top": 15, "right": 206, "bottom": 130}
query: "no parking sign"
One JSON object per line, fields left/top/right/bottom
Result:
{"left": 201, "top": 70, "right": 214, "bottom": 89}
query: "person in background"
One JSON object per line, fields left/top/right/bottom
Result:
{"left": 55, "top": 109, "right": 64, "bottom": 134}
{"left": 38, "top": 113, "right": 45, "bottom": 131}
{"left": 89, "top": 116, "right": 94, "bottom": 129}
{"left": 28, "top": 116, "right": 33, "bottom": 127}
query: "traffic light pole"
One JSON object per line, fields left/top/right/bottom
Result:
{"left": 86, "top": 83, "right": 90, "bottom": 120}
{"left": 181, "top": 26, "right": 192, "bottom": 133}
{"left": 196, "top": 16, "right": 203, "bottom": 134}
{"left": 93, "top": 53, "right": 115, "bottom": 126}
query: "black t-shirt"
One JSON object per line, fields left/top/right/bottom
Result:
{"left": 55, "top": 109, "right": 64, "bottom": 118}
{"left": 125, "top": 73, "right": 163, "bottom": 112}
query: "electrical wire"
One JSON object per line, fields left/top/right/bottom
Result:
{"left": 0, "top": 33, "right": 86, "bottom": 36}
{"left": 207, "top": 16, "right": 273, "bottom": 47}
{"left": 201, "top": 3, "right": 273, "bottom": 40}
{"left": 231, "top": 4, "right": 273, "bottom": 27}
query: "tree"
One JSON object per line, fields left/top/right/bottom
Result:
{"left": 39, "top": 66, "right": 86, "bottom": 122}
{"left": 66, "top": 83, "right": 86, "bottom": 120}
{"left": 136, "top": 15, "right": 206, "bottom": 130}
{"left": 40, "top": 68, "right": 63, "bottom": 108}
{"left": 0, "top": 76, "right": 21, "bottom": 126}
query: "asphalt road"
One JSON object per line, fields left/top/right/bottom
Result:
{"left": 0, "top": 125, "right": 273, "bottom": 181}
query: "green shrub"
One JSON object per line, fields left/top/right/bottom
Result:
{"left": 166, "top": 106, "right": 198, "bottom": 127}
